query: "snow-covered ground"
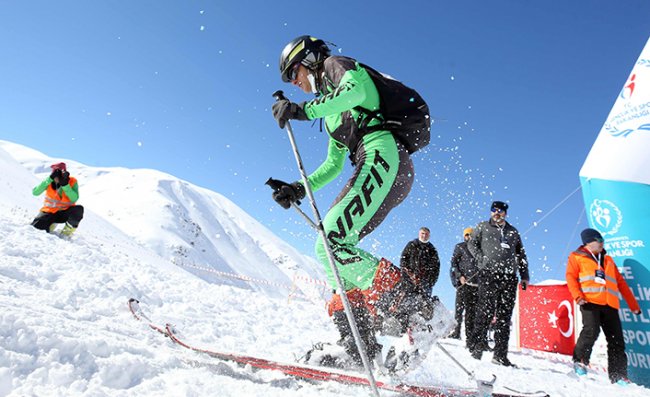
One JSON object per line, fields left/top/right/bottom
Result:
{"left": 0, "top": 140, "right": 326, "bottom": 300}
{"left": 0, "top": 142, "right": 648, "bottom": 397}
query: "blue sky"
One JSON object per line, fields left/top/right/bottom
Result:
{"left": 1, "top": 1, "right": 649, "bottom": 307}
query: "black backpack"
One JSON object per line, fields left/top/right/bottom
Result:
{"left": 356, "top": 63, "right": 430, "bottom": 154}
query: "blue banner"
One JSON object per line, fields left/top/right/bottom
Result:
{"left": 580, "top": 177, "right": 650, "bottom": 386}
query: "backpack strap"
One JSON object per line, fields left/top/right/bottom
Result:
{"left": 354, "top": 106, "right": 406, "bottom": 134}
{"left": 354, "top": 107, "right": 381, "bottom": 131}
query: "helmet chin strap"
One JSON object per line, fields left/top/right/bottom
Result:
{"left": 307, "top": 72, "right": 318, "bottom": 94}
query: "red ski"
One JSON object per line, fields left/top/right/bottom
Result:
{"left": 128, "top": 298, "right": 545, "bottom": 397}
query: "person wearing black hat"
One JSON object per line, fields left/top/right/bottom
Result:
{"left": 31, "top": 162, "right": 84, "bottom": 237}
{"left": 467, "top": 200, "right": 529, "bottom": 367}
{"left": 566, "top": 228, "right": 641, "bottom": 385}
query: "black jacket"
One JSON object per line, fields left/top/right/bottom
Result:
{"left": 468, "top": 219, "right": 529, "bottom": 280}
{"left": 400, "top": 239, "right": 440, "bottom": 291}
{"left": 450, "top": 241, "right": 479, "bottom": 288}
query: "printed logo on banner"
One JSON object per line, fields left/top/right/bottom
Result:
{"left": 606, "top": 59, "right": 650, "bottom": 138}
{"left": 589, "top": 199, "right": 623, "bottom": 236}
{"left": 619, "top": 73, "right": 637, "bottom": 100}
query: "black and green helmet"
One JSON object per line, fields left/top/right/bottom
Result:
{"left": 279, "top": 35, "right": 330, "bottom": 82}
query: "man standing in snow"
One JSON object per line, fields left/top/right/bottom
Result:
{"left": 400, "top": 227, "right": 440, "bottom": 296}
{"left": 566, "top": 228, "right": 641, "bottom": 385}
{"left": 467, "top": 201, "right": 528, "bottom": 367}
{"left": 269, "top": 36, "right": 435, "bottom": 371}
{"left": 449, "top": 227, "right": 479, "bottom": 343}
{"left": 31, "top": 162, "right": 84, "bottom": 237}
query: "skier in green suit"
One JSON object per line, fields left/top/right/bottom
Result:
{"left": 270, "top": 36, "right": 443, "bottom": 372}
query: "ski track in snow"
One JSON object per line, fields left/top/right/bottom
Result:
{"left": 0, "top": 144, "right": 648, "bottom": 396}
{"left": 0, "top": 216, "right": 349, "bottom": 397}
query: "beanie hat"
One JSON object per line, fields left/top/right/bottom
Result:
{"left": 491, "top": 201, "right": 509, "bottom": 213}
{"left": 581, "top": 228, "right": 604, "bottom": 245}
{"left": 463, "top": 227, "right": 473, "bottom": 236}
{"left": 51, "top": 162, "right": 67, "bottom": 172}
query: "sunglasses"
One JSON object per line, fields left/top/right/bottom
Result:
{"left": 491, "top": 207, "right": 505, "bottom": 214}
{"left": 289, "top": 62, "right": 301, "bottom": 81}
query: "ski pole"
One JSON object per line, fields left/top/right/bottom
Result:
{"left": 272, "top": 90, "right": 381, "bottom": 397}
{"left": 435, "top": 342, "right": 496, "bottom": 397}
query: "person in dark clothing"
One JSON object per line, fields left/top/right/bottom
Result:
{"left": 566, "top": 228, "right": 641, "bottom": 385}
{"left": 449, "top": 227, "right": 479, "bottom": 343}
{"left": 467, "top": 201, "right": 529, "bottom": 367}
{"left": 31, "top": 162, "right": 84, "bottom": 237}
{"left": 400, "top": 227, "right": 440, "bottom": 295}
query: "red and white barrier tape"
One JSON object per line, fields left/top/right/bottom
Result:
{"left": 292, "top": 274, "right": 328, "bottom": 286}
{"left": 175, "top": 262, "right": 329, "bottom": 303}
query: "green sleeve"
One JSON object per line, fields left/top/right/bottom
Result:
{"left": 303, "top": 65, "right": 378, "bottom": 120}
{"left": 32, "top": 177, "right": 52, "bottom": 196}
{"left": 61, "top": 181, "right": 79, "bottom": 203}
{"left": 303, "top": 139, "right": 347, "bottom": 192}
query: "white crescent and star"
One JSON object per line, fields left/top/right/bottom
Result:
{"left": 547, "top": 300, "right": 574, "bottom": 338}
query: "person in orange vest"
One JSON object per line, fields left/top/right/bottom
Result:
{"left": 566, "top": 228, "right": 641, "bottom": 385}
{"left": 31, "top": 162, "right": 84, "bottom": 237}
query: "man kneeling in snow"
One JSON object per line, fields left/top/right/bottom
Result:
{"left": 31, "top": 162, "right": 84, "bottom": 238}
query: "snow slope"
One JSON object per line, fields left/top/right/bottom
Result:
{"left": 0, "top": 142, "right": 648, "bottom": 397}
{"left": 0, "top": 140, "right": 325, "bottom": 300}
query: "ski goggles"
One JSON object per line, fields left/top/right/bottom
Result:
{"left": 491, "top": 207, "right": 505, "bottom": 214}
{"left": 289, "top": 62, "right": 301, "bottom": 81}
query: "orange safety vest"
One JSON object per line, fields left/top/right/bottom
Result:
{"left": 566, "top": 247, "right": 640, "bottom": 312}
{"left": 40, "top": 178, "right": 78, "bottom": 213}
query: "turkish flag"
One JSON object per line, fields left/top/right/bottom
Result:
{"left": 518, "top": 283, "right": 575, "bottom": 355}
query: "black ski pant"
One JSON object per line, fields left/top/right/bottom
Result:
{"left": 469, "top": 272, "right": 517, "bottom": 359}
{"left": 573, "top": 303, "right": 628, "bottom": 382}
{"left": 31, "top": 206, "right": 84, "bottom": 231}
{"left": 451, "top": 284, "right": 479, "bottom": 342}
{"left": 332, "top": 306, "right": 381, "bottom": 365}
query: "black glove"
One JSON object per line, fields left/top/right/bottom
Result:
{"left": 270, "top": 179, "right": 306, "bottom": 209}
{"left": 521, "top": 279, "right": 529, "bottom": 291}
{"left": 50, "top": 169, "right": 63, "bottom": 180}
{"left": 272, "top": 100, "right": 308, "bottom": 129}
{"left": 59, "top": 171, "right": 70, "bottom": 186}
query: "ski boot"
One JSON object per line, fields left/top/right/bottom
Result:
{"left": 300, "top": 342, "right": 358, "bottom": 369}
{"left": 60, "top": 222, "right": 77, "bottom": 238}
{"left": 383, "top": 313, "right": 436, "bottom": 374}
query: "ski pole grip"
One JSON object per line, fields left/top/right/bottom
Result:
{"left": 272, "top": 90, "right": 286, "bottom": 102}
{"left": 265, "top": 177, "right": 283, "bottom": 192}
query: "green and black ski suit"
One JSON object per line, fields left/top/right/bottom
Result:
{"left": 301, "top": 56, "right": 414, "bottom": 292}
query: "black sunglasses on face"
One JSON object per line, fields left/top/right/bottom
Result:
{"left": 491, "top": 208, "right": 505, "bottom": 214}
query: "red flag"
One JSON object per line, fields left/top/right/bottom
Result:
{"left": 518, "top": 283, "right": 575, "bottom": 355}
